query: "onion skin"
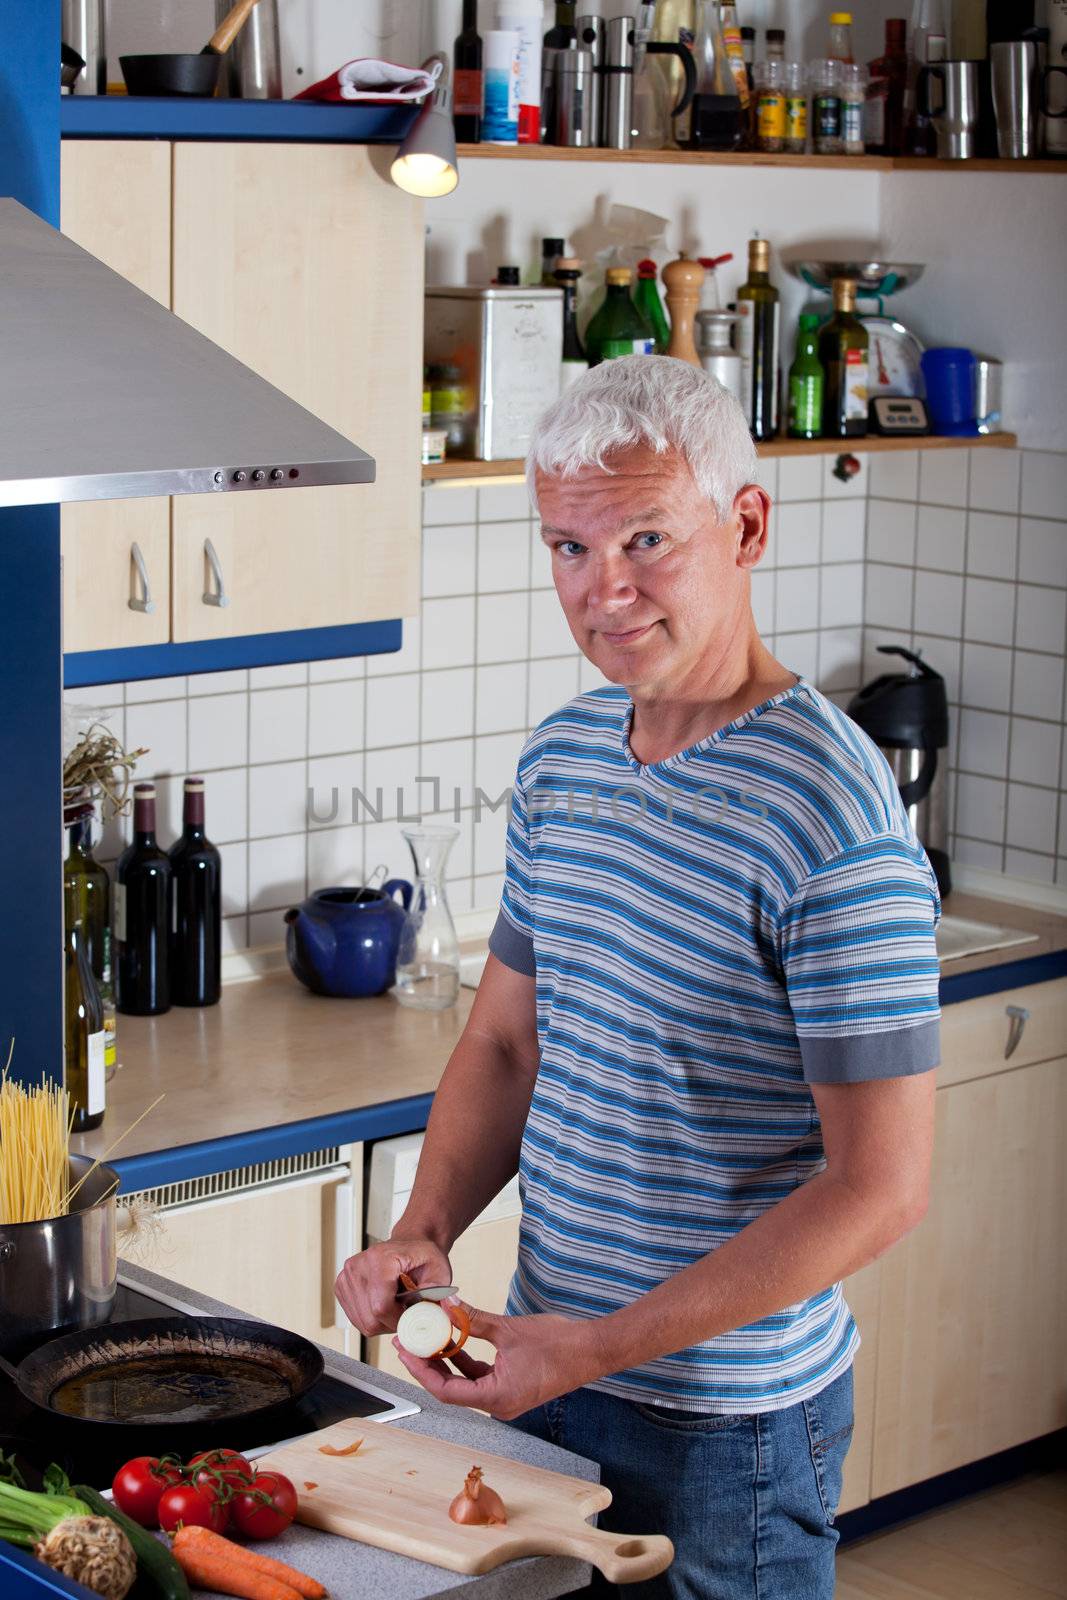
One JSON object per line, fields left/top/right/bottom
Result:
{"left": 449, "top": 1467, "right": 507, "bottom": 1527}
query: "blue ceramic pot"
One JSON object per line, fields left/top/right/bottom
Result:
{"left": 284, "top": 882, "right": 413, "bottom": 998}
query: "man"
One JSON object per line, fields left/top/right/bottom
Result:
{"left": 336, "top": 357, "right": 940, "bottom": 1599}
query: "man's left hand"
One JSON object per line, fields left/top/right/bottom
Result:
{"left": 392, "top": 1303, "right": 604, "bottom": 1421}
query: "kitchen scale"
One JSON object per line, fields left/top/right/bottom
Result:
{"left": 786, "top": 259, "right": 927, "bottom": 402}
{"left": 0, "top": 1273, "right": 418, "bottom": 1492}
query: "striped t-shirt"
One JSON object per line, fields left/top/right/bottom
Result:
{"left": 489, "top": 678, "right": 941, "bottom": 1414}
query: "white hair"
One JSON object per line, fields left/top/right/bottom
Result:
{"left": 526, "top": 355, "right": 759, "bottom": 521}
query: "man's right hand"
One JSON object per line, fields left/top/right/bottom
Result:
{"left": 334, "top": 1237, "right": 454, "bottom": 1336}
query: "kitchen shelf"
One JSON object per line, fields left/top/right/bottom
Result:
{"left": 60, "top": 96, "right": 417, "bottom": 143}
{"left": 458, "top": 144, "right": 1067, "bottom": 174}
{"left": 423, "top": 432, "right": 1018, "bottom": 484}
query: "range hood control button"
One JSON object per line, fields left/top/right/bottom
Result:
{"left": 233, "top": 469, "right": 247, "bottom": 483}
{"left": 270, "top": 468, "right": 284, "bottom": 481}
{"left": 252, "top": 468, "right": 266, "bottom": 482}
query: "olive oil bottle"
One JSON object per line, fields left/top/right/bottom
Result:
{"left": 735, "top": 236, "right": 780, "bottom": 441}
{"left": 819, "top": 276, "right": 869, "bottom": 438}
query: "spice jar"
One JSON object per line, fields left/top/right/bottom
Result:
{"left": 753, "top": 59, "right": 786, "bottom": 152}
{"left": 783, "top": 61, "right": 807, "bottom": 152}
{"left": 810, "top": 58, "right": 843, "bottom": 155}
{"left": 841, "top": 62, "right": 867, "bottom": 155}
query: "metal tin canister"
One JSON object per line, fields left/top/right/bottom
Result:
{"left": 424, "top": 287, "right": 563, "bottom": 459}
{"left": 974, "top": 355, "right": 1004, "bottom": 435}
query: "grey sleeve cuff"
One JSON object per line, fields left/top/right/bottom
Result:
{"left": 488, "top": 909, "right": 536, "bottom": 977}
{"left": 800, "top": 1019, "right": 940, "bottom": 1084}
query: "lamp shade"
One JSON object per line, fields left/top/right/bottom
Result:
{"left": 390, "top": 57, "right": 459, "bottom": 198}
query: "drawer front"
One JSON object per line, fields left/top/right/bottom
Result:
{"left": 939, "top": 977, "right": 1067, "bottom": 1088}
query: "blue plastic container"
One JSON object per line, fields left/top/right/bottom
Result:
{"left": 921, "top": 347, "right": 978, "bottom": 436}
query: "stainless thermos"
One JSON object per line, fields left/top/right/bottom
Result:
{"left": 553, "top": 48, "right": 599, "bottom": 146}
{"left": 61, "top": 0, "right": 106, "bottom": 95}
{"left": 576, "top": 15, "right": 605, "bottom": 147}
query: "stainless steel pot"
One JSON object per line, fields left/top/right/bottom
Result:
{"left": 0, "top": 1154, "right": 117, "bottom": 1350}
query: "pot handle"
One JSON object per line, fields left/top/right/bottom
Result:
{"left": 383, "top": 877, "right": 413, "bottom": 911}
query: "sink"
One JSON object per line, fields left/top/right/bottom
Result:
{"left": 936, "top": 914, "right": 1039, "bottom": 963}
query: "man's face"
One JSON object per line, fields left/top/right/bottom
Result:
{"left": 535, "top": 444, "right": 768, "bottom": 694}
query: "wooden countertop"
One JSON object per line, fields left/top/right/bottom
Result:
{"left": 73, "top": 892, "right": 1067, "bottom": 1179}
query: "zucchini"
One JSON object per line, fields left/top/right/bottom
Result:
{"left": 73, "top": 1485, "right": 189, "bottom": 1600}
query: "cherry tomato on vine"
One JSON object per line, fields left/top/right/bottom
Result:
{"left": 111, "top": 1456, "right": 186, "bottom": 1528}
{"left": 187, "top": 1448, "right": 254, "bottom": 1496}
{"left": 157, "top": 1479, "right": 230, "bottom": 1534}
{"left": 229, "top": 1471, "right": 298, "bottom": 1540}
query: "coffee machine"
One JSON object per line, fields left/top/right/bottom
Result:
{"left": 847, "top": 646, "right": 952, "bottom": 897}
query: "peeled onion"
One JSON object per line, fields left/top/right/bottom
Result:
{"left": 397, "top": 1300, "right": 454, "bottom": 1358}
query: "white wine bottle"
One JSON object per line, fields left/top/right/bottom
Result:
{"left": 66, "top": 922, "right": 105, "bottom": 1132}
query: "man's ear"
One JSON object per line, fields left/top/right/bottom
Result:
{"left": 734, "top": 484, "right": 771, "bottom": 568}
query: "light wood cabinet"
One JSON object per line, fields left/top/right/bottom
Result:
{"left": 60, "top": 142, "right": 171, "bottom": 653}
{"left": 838, "top": 1260, "right": 881, "bottom": 1515}
{"left": 120, "top": 1153, "right": 362, "bottom": 1357}
{"left": 872, "top": 1052, "right": 1067, "bottom": 1495}
{"left": 59, "top": 139, "right": 423, "bottom": 657}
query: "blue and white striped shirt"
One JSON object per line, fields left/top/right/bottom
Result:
{"left": 489, "top": 679, "right": 941, "bottom": 1413}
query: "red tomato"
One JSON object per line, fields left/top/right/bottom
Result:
{"left": 187, "top": 1448, "right": 255, "bottom": 1496}
{"left": 157, "top": 1480, "right": 230, "bottom": 1534}
{"left": 229, "top": 1471, "right": 298, "bottom": 1541}
{"left": 111, "top": 1456, "right": 186, "bottom": 1528}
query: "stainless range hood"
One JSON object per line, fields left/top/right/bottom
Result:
{"left": 0, "top": 199, "right": 375, "bottom": 508}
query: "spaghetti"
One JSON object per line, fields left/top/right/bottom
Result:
{"left": 0, "top": 1073, "right": 72, "bottom": 1225}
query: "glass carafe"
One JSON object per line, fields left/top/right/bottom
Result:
{"left": 394, "top": 825, "right": 461, "bottom": 1010}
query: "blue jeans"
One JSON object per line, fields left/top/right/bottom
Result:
{"left": 509, "top": 1366, "right": 854, "bottom": 1600}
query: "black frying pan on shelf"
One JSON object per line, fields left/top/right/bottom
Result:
{"left": 0, "top": 1316, "right": 324, "bottom": 1428}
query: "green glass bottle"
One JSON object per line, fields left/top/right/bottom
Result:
{"left": 818, "top": 276, "right": 869, "bottom": 438}
{"left": 787, "top": 313, "right": 825, "bottom": 440}
{"left": 735, "top": 236, "right": 780, "bottom": 441}
{"left": 584, "top": 269, "right": 657, "bottom": 366}
{"left": 633, "top": 259, "right": 670, "bottom": 353}
{"left": 65, "top": 919, "right": 105, "bottom": 1133}
{"left": 64, "top": 809, "right": 110, "bottom": 984}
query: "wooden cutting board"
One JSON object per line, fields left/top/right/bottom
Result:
{"left": 255, "top": 1416, "right": 674, "bottom": 1584}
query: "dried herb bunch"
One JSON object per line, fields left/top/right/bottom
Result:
{"left": 63, "top": 720, "right": 147, "bottom": 821}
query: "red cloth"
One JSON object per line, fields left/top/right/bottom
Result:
{"left": 294, "top": 57, "right": 437, "bottom": 105}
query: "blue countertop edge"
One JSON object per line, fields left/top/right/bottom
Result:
{"left": 0, "top": 1544, "right": 98, "bottom": 1600}
{"left": 61, "top": 96, "right": 419, "bottom": 143}
{"left": 109, "top": 950, "right": 1067, "bottom": 1193}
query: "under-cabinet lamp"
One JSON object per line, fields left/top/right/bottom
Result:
{"left": 391, "top": 55, "right": 459, "bottom": 198}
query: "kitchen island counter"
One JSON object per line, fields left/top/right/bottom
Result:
{"left": 73, "top": 891, "right": 1067, "bottom": 1191}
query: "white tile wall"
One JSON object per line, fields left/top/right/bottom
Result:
{"left": 73, "top": 447, "right": 1067, "bottom": 948}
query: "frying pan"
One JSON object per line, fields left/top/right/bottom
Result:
{"left": 121, "top": 0, "right": 260, "bottom": 98}
{"left": 0, "top": 1315, "right": 324, "bottom": 1428}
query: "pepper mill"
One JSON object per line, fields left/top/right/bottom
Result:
{"left": 661, "top": 255, "right": 705, "bottom": 367}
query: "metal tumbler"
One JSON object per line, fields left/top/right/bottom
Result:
{"left": 576, "top": 15, "right": 606, "bottom": 147}
{"left": 917, "top": 61, "right": 980, "bottom": 159}
{"left": 602, "top": 16, "right": 636, "bottom": 150}
{"left": 991, "top": 40, "right": 1038, "bottom": 158}
{"left": 554, "top": 49, "right": 599, "bottom": 147}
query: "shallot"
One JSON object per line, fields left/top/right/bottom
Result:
{"left": 449, "top": 1467, "right": 507, "bottom": 1527}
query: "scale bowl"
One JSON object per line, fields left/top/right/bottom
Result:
{"left": 788, "top": 260, "right": 925, "bottom": 296}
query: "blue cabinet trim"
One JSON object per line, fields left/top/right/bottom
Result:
{"left": 64, "top": 619, "right": 402, "bottom": 688}
{"left": 940, "top": 948, "right": 1067, "bottom": 1006}
{"left": 0, "top": 1542, "right": 99, "bottom": 1600}
{"left": 61, "top": 97, "right": 418, "bottom": 144}
{"left": 111, "top": 1092, "right": 435, "bottom": 1191}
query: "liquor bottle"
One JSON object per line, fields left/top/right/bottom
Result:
{"left": 553, "top": 257, "right": 588, "bottom": 388}
{"left": 633, "top": 259, "right": 670, "bottom": 352}
{"left": 66, "top": 922, "right": 105, "bottom": 1133}
{"left": 541, "top": 236, "right": 565, "bottom": 286}
{"left": 819, "top": 277, "right": 869, "bottom": 438}
{"left": 453, "top": 0, "right": 483, "bottom": 142}
{"left": 584, "top": 269, "right": 656, "bottom": 365}
{"left": 735, "top": 236, "right": 780, "bottom": 441}
{"left": 169, "top": 778, "right": 222, "bottom": 1008}
{"left": 688, "top": 0, "right": 742, "bottom": 148}
{"left": 544, "top": 0, "right": 576, "bottom": 48}
{"left": 720, "top": 1, "right": 752, "bottom": 117}
{"left": 115, "top": 781, "right": 171, "bottom": 1016}
{"left": 865, "top": 18, "right": 908, "bottom": 155}
{"left": 787, "top": 314, "right": 825, "bottom": 439}
{"left": 63, "top": 808, "right": 109, "bottom": 987}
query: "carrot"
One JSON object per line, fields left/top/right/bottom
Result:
{"left": 318, "top": 1439, "right": 362, "bottom": 1456}
{"left": 173, "top": 1526, "right": 327, "bottom": 1600}
{"left": 171, "top": 1539, "right": 301, "bottom": 1600}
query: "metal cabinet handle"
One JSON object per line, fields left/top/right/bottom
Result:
{"left": 202, "top": 538, "right": 230, "bottom": 608}
{"left": 128, "top": 542, "right": 155, "bottom": 614}
{"left": 1004, "top": 1004, "right": 1029, "bottom": 1060}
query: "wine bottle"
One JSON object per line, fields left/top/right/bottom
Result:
{"left": 819, "top": 276, "right": 869, "bottom": 438}
{"left": 735, "top": 235, "right": 780, "bottom": 441}
{"left": 169, "top": 777, "right": 222, "bottom": 1008}
{"left": 453, "top": 0, "right": 483, "bottom": 143}
{"left": 63, "top": 808, "right": 109, "bottom": 986}
{"left": 115, "top": 781, "right": 171, "bottom": 1016}
{"left": 544, "top": 0, "right": 577, "bottom": 48}
{"left": 553, "top": 257, "right": 588, "bottom": 388}
{"left": 66, "top": 923, "right": 105, "bottom": 1133}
